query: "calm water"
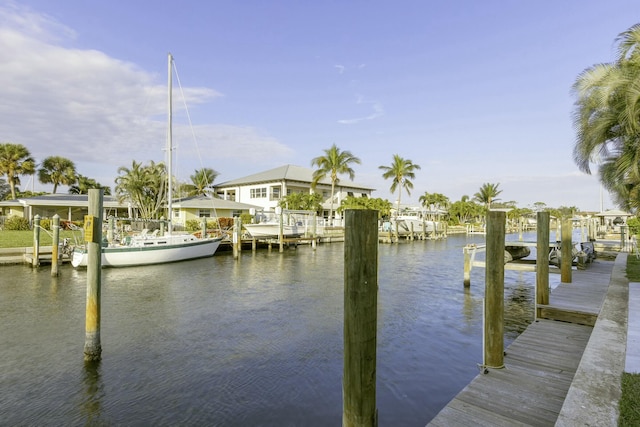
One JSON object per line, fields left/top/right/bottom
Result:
{"left": 0, "top": 233, "right": 556, "bottom": 426}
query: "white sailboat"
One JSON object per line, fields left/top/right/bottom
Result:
{"left": 72, "top": 53, "right": 222, "bottom": 267}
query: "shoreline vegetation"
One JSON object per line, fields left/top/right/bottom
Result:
{"left": 1, "top": 230, "right": 77, "bottom": 248}
{"left": 621, "top": 256, "right": 640, "bottom": 426}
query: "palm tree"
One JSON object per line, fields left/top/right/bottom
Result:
{"left": 115, "top": 160, "right": 167, "bottom": 219}
{"left": 184, "top": 167, "right": 219, "bottom": 196}
{"left": 0, "top": 143, "right": 36, "bottom": 199}
{"left": 418, "top": 191, "right": 450, "bottom": 220}
{"left": 69, "top": 174, "right": 112, "bottom": 195}
{"left": 379, "top": 154, "right": 421, "bottom": 215}
{"left": 572, "top": 24, "right": 640, "bottom": 210}
{"left": 311, "top": 144, "right": 361, "bottom": 222}
{"left": 38, "top": 156, "right": 77, "bottom": 194}
{"left": 474, "top": 182, "right": 502, "bottom": 210}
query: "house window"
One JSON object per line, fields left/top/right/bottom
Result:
{"left": 198, "top": 209, "right": 211, "bottom": 218}
{"left": 270, "top": 185, "right": 282, "bottom": 200}
{"left": 173, "top": 209, "right": 180, "bottom": 218}
{"left": 250, "top": 188, "right": 267, "bottom": 198}
{"left": 348, "top": 192, "right": 354, "bottom": 197}
{"left": 361, "top": 193, "right": 368, "bottom": 198}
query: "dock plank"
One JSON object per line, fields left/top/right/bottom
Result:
{"left": 427, "top": 259, "right": 614, "bottom": 426}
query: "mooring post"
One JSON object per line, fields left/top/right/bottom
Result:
{"left": 233, "top": 216, "right": 240, "bottom": 259}
{"left": 278, "top": 207, "right": 284, "bottom": 253}
{"left": 536, "top": 211, "right": 550, "bottom": 316}
{"left": 32, "top": 214, "right": 41, "bottom": 267}
{"left": 484, "top": 210, "right": 505, "bottom": 370}
{"left": 463, "top": 245, "right": 472, "bottom": 287}
{"left": 84, "top": 189, "right": 103, "bottom": 362}
{"left": 201, "top": 217, "right": 207, "bottom": 240}
{"left": 343, "top": 209, "right": 378, "bottom": 427}
{"left": 561, "top": 217, "right": 572, "bottom": 283}
{"left": 107, "top": 215, "right": 114, "bottom": 244}
{"left": 51, "top": 214, "right": 60, "bottom": 277}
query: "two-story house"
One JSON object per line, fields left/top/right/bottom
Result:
{"left": 213, "top": 164, "right": 375, "bottom": 219}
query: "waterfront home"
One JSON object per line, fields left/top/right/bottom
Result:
{"left": 213, "top": 164, "right": 375, "bottom": 220}
{"left": 0, "top": 193, "right": 259, "bottom": 227}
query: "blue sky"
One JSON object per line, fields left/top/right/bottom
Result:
{"left": 1, "top": 0, "right": 638, "bottom": 211}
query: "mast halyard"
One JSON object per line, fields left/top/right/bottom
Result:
{"left": 167, "top": 52, "right": 173, "bottom": 234}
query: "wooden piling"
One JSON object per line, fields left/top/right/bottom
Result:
{"left": 32, "top": 214, "right": 40, "bottom": 267}
{"left": 536, "top": 211, "right": 550, "bottom": 310}
{"left": 343, "top": 209, "right": 378, "bottom": 427}
{"left": 84, "top": 189, "right": 103, "bottom": 362}
{"left": 561, "top": 217, "right": 572, "bottom": 283}
{"left": 51, "top": 214, "right": 60, "bottom": 277}
{"left": 463, "top": 245, "right": 472, "bottom": 287}
{"left": 484, "top": 210, "right": 505, "bottom": 370}
{"left": 233, "top": 216, "right": 241, "bottom": 259}
{"left": 107, "top": 215, "right": 114, "bottom": 243}
{"left": 278, "top": 208, "right": 284, "bottom": 253}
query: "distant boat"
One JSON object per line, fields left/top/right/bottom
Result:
{"left": 72, "top": 53, "right": 222, "bottom": 267}
{"left": 382, "top": 209, "right": 437, "bottom": 237}
{"left": 243, "top": 209, "right": 317, "bottom": 239}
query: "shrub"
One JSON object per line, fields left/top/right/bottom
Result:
{"left": 4, "top": 215, "right": 30, "bottom": 231}
{"left": 39, "top": 218, "right": 51, "bottom": 231}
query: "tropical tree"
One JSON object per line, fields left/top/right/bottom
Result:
{"left": 114, "top": 160, "right": 167, "bottom": 219}
{"left": 0, "top": 143, "right": 36, "bottom": 200}
{"left": 182, "top": 167, "right": 219, "bottom": 197}
{"left": 69, "top": 174, "right": 112, "bottom": 195}
{"left": 448, "top": 195, "right": 483, "bottom": 224}
{"left": 473, "top": 182, "right": 502, "bottom": 210}
{"left": 572, "top": 24, "right": 640, "bottom": 211}
{"left": 338, "top": 196, "right": 392, "bottom": 219}
{"left": 379, "top": 154, "right": 421, "bottom": 215}
{"left": 418, "top": 191, "right": 450, "bottom": 220}
{"left": 278, "top": 192, "right": 323, "bottom": 212}
{"left": 37, "top": 156, "right": 77, "bottom": 194}
{"left": 311, "top": 144, "right": 361, "bottom": 222}
{"left": 0, "top": 178, "right": 10, "bottom": 200}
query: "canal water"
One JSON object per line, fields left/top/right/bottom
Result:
{"left": 0, "top": 232, "right": 559, "bottom": 426}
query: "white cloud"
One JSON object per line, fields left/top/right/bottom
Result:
{"left": 0, "top": 3, "right": 292, "bottom": 189}
{"left": 338, "top": 101, "right": 384, "bottom": 124}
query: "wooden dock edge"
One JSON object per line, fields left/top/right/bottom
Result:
{"left": 555, "top": 253, "right": 629, "bottom": 426}
{"left": 536, "top": 304, "right": 598, "bottom": 327}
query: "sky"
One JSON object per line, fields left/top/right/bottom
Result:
{"left": 1, "top": 0, "right": 639, "bottom": 212}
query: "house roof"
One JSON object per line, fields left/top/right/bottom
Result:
{"left": 215, "top": 164, "right": 375, "bottom": 191}
{"left": 595, "top": 209, "right": 632, "bottom": 217}
{"left": 172, "top": 195, "right": 260, "bottom": 210}
{"left": 0, "top": 193, "right": 260, "bottom": 211}
{"left": 0, "top": 194, "right": 126, "bottom": 208}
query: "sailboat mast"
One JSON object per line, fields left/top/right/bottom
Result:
{"left": 167, "top": 53, "right": 173, "bottom": 234}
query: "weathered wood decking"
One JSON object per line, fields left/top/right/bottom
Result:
{"left": 427, "top": 259, "right": 615, "bottom": 426}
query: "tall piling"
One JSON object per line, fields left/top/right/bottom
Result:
{"left": 343, "top": 209, "right": 378, "bottom": 427}
{"left": 561, "top": 217, "right": 572, "bottom": 283}
{"left": 51, "top": 214, "right": 60, "bottom": 276}
{"left": 84, "top": 189, "right": 103, "bottom": 362}
{"left": 32, "top": 214, "right": 41, "bottom": 267}
{"left": 484, "top": 210, "right": 505, "bottom": 370}
{"left": 536, "top": 211, "right": 550, "bottom": 310}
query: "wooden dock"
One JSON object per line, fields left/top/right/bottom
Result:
{"left": 428, "top": 259, "right": 615, "bottom": 426}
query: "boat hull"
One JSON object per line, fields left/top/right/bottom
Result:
{"left": 243, "top": 224, "right": 302, "bottom": 238}
{"left": 72, "top": 237, "right": 222, "bottom": 268}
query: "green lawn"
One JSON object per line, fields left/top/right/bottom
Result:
{"left": 0, "top": 230, "right": 79, "bottom": 248}
{"left": 621, "top": 255, "right": 640, "bottom": 426}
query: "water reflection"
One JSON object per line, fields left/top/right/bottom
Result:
{"left": 81, "top": 361, "right": 104, "bottom": 425}
{"left": 2, "top": 234, "right": 548, "bottom": 426}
